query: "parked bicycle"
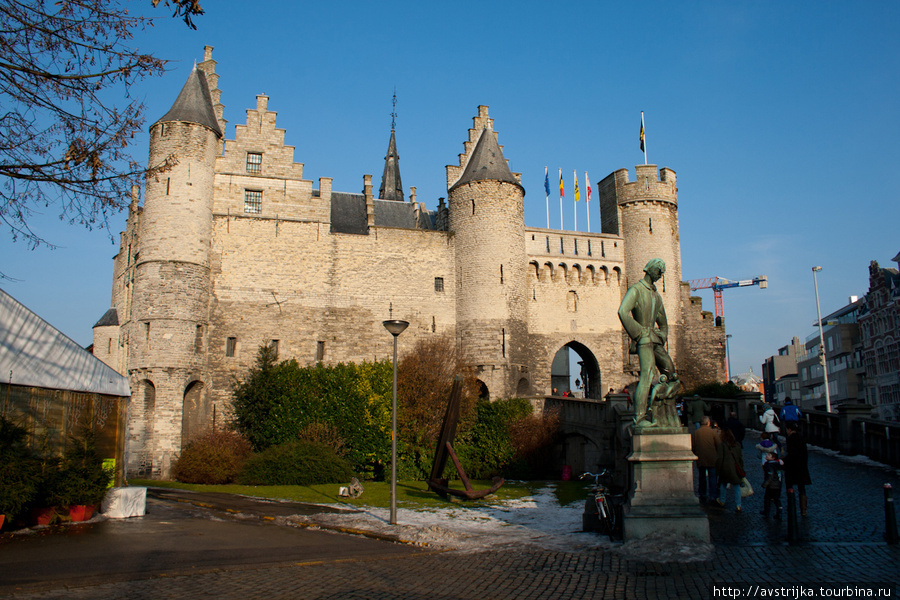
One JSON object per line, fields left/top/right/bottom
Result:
{"left": 581, "top": 470, "right": 625, "bottom": 540}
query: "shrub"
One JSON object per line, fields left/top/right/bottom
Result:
{"left": 230, "top": 345, "right": 392, "bottom": 478}
{"left": 237, "top": 441, "right": 354, "bottom": 486}
{"left": 0, "top": 417, "right": 41, "bottom": 522}
{"left": 172, "top": 429, "right": 252, "bottom": 484}
{"left": 45, "top": 428, "right": 113, "bottom": 508}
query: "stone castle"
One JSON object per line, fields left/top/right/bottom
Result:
{"left": 92, "top": 47, "right": 725, "bottom": 478}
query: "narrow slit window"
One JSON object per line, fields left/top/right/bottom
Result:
{"left": 226, "top": 337, "right": 237, "bottom": 357}
{"left": 316, "top": 341, "right": 325, "bottom": 362}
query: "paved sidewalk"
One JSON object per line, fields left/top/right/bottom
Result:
{"left": 2, "top": 437, "right": 899, "bottom": 599}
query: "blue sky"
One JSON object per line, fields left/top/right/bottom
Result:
{"left": 2, "top": 0, "right": 898, "bottom": 380}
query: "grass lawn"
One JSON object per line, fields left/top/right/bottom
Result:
{"left": 127, "top": 478, "right": 589, "bottom": 511}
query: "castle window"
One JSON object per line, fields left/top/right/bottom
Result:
{"left": 546, "top": 236, "right": 550, "bottom": 253}
{"left": 316, "top": 341, "right": 325, "bottom": 362}
{"left": 194, "top": 324, "right": 203, "bottom": 353}
{"left": 434, "top": 277, "right": 444, "bottom": 292}
{"left": 246, "top": 152, "right": 262, "bottom": 174}
{"left": 432, "top": 316, "right": 436, "bottom": 332}
{"left": 500, "top": 265, "right": 504, "bottom": 284}
{"left": 560, "top": 238, "right": 564, "bottom": 254}
{"left": 226, "top": 337, "right": 237, "bottom": 357}
{"left": 160, "top": 123, "right": 169, "bottom": 137}
{"left": 244, "top": 189, "right": 262, "bottom": 214}
{"left": 501, "top": 328, "right": 506, "bottom": 358}
{"left": 574, "top": 239, "right": 578, "bottom": 255}
{"left": 587, "top": 240, "right": 592, "bottom": 256}
{"left": 567, "top": 290, "right": 578, "bottom": 312}
{"left": 270, "top": 339, "right": 279, "bottom": 359}
{"left": 649, "top": 217, "right": 653, "bottom": 233}
{"left": 601, "top": 241, "right": 605, "bottom": 258}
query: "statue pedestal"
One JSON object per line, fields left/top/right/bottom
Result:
{"left": 623, "top": 428, "right": 710, "bottom": 542}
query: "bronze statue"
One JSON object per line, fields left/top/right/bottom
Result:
{"left": 618, "top": 258, "right": 682, "bottom": 428}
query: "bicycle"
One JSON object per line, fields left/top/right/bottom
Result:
{"left": 581, "top": 470, "right": 625, "bottom": 540}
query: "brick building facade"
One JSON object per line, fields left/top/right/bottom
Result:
{"left": 92, "top": 47, "right": 725, "bottom": 478}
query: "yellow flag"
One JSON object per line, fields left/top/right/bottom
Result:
{"left": 573, "top": 170, "right": 580, "bottom": 202}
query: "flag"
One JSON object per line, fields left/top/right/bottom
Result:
{"left": 585, "top": 172, "right": 592, "bottom": 204}
{"left": 559, "top": 168, "right": 564, "bottom": 197}
{"left": 639, "top": 114, "right": 645, "bottom": 151}
{"left": 544, "top": 167, "right": 550, "bottom": 197}
{"left": 640, "top": 112, "right": 645, "bottom": 152}
{"left": 573, "top": 170, "right": 580, "bottom": 202}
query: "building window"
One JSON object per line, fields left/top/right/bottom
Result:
{"left": 194, "top": 324, "right": 203, "bottom": 353}
{"left": 226, "top": 337, "right": 237, "bottom": 357}
{"left": 270, "top": 339, "right": 279, "bottom": 359}
{"left": 244, "top": 189, "right": 262, "bottom": 214}
{"left": 316, "top": 341, "right": 325, "bottom": 362}
{"left": 247, "top": 152, "right": 262, "bottom": 174}
{"left": 501, "top": 328, "right": 506, "bottom": 358}
{"left": 434, "top": 277, "right": 444, "bottom": 292}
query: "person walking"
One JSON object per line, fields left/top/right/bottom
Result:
{"left": 687, "top": 395, "right": 710, "bottom": 430}
{"left": 691, "top": 416, "right": 720, "bottom": 504}
{"left": 715, "top": 428, "right": 746, "bottom": 513}
{"left": 779, "top": 398, "right": 802, "bottom": 431}
{"left": 724, "top": 411, "right": 746, "bottom": 446}
{"left": 759, "top": 451, "right": 784, "bottom": 519}
{"left": 783, "top": 421, "right": 812, "bottom": 516}
{"left": 759, "top": 402, "right": 780, "bottom": 435}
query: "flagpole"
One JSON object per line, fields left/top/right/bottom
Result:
{"left": 585, "top": 171, "right": 591, "bottom": 233}
{"left": 544, "top": 166, "right": 550, "bottom": 229}
{"left": 558, "top": 168, "right": 563, "bottom": 230}
{"left": 641, "top": 111, "right": 648, "bottom": 165}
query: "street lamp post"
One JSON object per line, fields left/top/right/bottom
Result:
{"left": 812, "top": 266, "right": 832, "bottom": 412}
{"left": 382, "top": 318, "right": 409, "bottom": 525}
{"left": 725, "top": 334, "right": 733, "bottom": 383}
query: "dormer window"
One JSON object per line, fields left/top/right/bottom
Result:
{"left": 246, "top": 152, "right": 262, "bottom": 174}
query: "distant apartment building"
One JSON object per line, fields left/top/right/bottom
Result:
{"left": 797, "top": 299, "right": 864, "bottom": 411}
{"left": 858, "top": 255, "right": 900, "bottom": 421}
{"left": 761, "top": 336, "right": 803, "bottom": 404}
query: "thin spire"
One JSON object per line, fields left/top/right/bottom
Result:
{"left": 379, "top": 90, "right": 404, "bottom": 201}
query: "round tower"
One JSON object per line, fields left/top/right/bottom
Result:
{"left": 447, "top": 107, "right": 528, "bottom": 399}
{"left": 601, "top": 165, "right": 682, "bottom": 361}
{"left": 128, "top": 65, "right": 222, "bottom": 477}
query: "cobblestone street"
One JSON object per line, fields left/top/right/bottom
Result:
{"left": 3, "top": 437, "right": 899, "bottom": 600}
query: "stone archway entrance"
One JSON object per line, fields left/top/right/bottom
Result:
{"left": 550, "top": 342, "right": 602, "bottom": 399}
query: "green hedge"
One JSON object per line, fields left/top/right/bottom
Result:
{"left": 237, "top": 441, "right": 354, "bottom": 486}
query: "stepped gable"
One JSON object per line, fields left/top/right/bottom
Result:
{"left": 449, "top": 127, "right": 522, "bottom": 192}
{"left": 154, "top": 65, "right": 223, "bottom": 137}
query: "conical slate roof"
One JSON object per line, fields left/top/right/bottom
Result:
{"left": 379, "top": 129, "right": 404, "bottom": 201}
{"left": 154, "top": 66, "right": 223, "bottom": 137}
{"left": 450, "top": 128, "right": 521, "bottom": 191}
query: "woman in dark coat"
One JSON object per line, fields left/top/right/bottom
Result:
{"left": 783, "top": 421, "right": 812, "bottom": 515}
{"left": 715, "top": 428, "right": 745, "bottom": 513}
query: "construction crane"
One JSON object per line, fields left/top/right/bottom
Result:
{"left": 687, "top": 276, "right": 768, "bottom": 323}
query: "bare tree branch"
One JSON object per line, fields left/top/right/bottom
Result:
{"left": 0, "top": 0, "right": 200, "bottom": 262}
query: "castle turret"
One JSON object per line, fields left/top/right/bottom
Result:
{"left": 447, "top": 106, "right": 529, "bottom": 398}
{"left": 128, "top": 62, "right": 222, "bottom": 477}
{"left": 598, "top": 164, "right": 682, "bottom": 361}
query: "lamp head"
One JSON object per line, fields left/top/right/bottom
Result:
{"left": 812, "top": 266, "right": 822, "bottom": 272}
{"left": 383, "top": 319, "right": 409, "bottom": 337}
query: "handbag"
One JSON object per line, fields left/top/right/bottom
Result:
{"left": 740, "top": 477, "right": 754, "bottom": 497}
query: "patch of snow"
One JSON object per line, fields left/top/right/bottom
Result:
{"left": 289, "top": 483, "right": 608, "bottom": 553}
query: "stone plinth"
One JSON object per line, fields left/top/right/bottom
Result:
{"left": 623, "top": 428, "right": 710, "bottom": 542}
